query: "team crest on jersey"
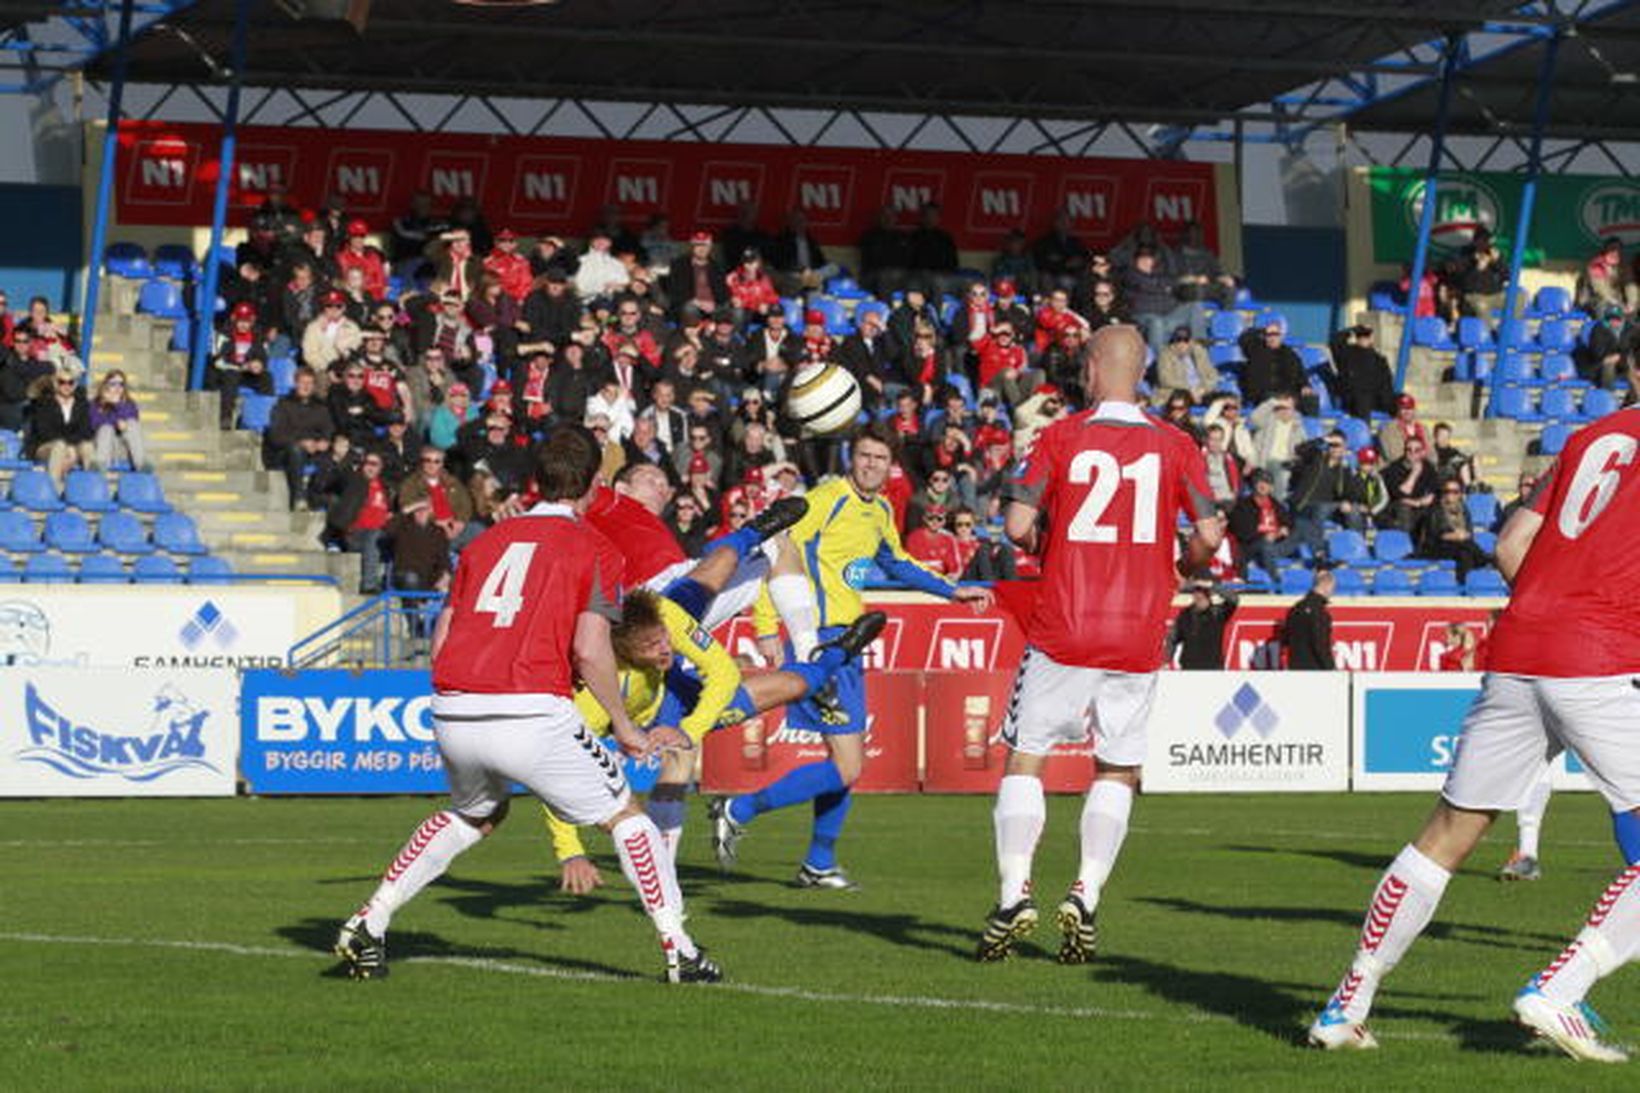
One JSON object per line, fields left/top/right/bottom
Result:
{"left": 690, "top": 626, "right": 711, "bottom": 649}
{"left": 843, "top": 558, "right": 874, "bottom": 589}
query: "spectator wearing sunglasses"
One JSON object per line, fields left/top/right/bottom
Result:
{"left": 28, "top": 359, "right": 95, "bottom": 488}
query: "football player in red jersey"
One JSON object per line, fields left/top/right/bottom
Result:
{"left": 1311, "top": 410, "right": 1640, "bottom": 1061}
{"left": 335, "top": 426, "right": 722, "bottom": 985}
{"left": 977, "top": 325, "right": 1221, "bottom": 964}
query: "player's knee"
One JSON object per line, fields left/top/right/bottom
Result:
{"left": 459, "top": 799, "right": 508, "bottom": 833}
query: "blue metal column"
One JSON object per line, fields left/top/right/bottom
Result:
{"left": 1395, "top": 36, "right": 1463, "bottom": 391}
{"left": 77, "top": 0, "right": 137, "bottom": 369}
{"left": 1499, "top": 31, "right": 1563, "bottom": 333}
{"left": 189, "top": 0, "right": 250, "bottom": 391}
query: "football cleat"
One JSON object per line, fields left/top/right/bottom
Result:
{"left": 823, "top": 611, "right": 889, "bottom": 664}
{"left": 707, "top": 796, "right": 744, "bottom": 871}
{"left": 1514, "top": 985, "right": 1629, "bottom": 1063}
{"left": 748, "top": 496, "right": 808, "bottom": 540}
{"left": 1499, "top": 853, "right": 1543, "bottom": 882}
{"left": 1055, "top": 893, "right": 1099, "bottom": 965}
{"left": 795, "top": 863, "right": 859, "bottom": 890}
{"left": 665, "top": 946, "right": 724, "bottom": 984}
{"left": 1306, "top": 1002, "right": 1380, "bottom": 1051}
{"left": 333, "top": 915, "right": 389, "bottom": 980}
{"left": 976, "top": 898, "right": 1038, "bottom": 962}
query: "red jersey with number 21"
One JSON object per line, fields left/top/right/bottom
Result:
{"left": 1011, "top": 403, "right": 1214, "bottom": 672}
{"left": 1488, "top": 408, "right": 1640, "bottom": 677}
{"left": 432, "top": 502, "right": 625, "bottom": 697}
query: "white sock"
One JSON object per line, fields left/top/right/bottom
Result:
{"left": 1517, "top": 774, "right": 1552, "bottom": 859}
{"left": 994, "top": 774, "right": 1045, "bottom": 907}
{"left": 1074, "top": 780, "right": 1134, "bottom": 910}
{"left": 361, "top": 810, "right": 484, "bottom": 936}
{"left": 768, "top": 573, "right": 820, "bottom": 662}
{"left": 1537, "top": 863, "right": 1640, "bottom": 1006}
{"left": 612, "top": 814, "right": 696, "bottom": 959}
{"left": 1328, "top": 844, "right": 1451, "bottom": 1023}
{"left": 659, "top": 825, "right": 682, "bottom": 860}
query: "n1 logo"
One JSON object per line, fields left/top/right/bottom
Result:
{"left": 926, "top": 618, "right": 1004, "bottom": 670}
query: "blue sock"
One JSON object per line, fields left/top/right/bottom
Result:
{"left": 782, "top": 647, "right": 845, "bottom": 695}
{"left": 706, "top": 527, "right": 763, "bottom": 564}
{"left": 645, "top": 792, "right": 688, "bottom": 840}
{"left": 806, "top": 788, "right": 853, "bottom": 871}
{"left": 1615, "top": 810, "right": 1640, "bottom": 865}
{"left": 663, "top": 577, "right": 713, "bottom": 622}
{"left": 729, "top": 760, "right": 844, "bottom": 826}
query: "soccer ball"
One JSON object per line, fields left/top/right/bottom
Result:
{"left": 785, "top": 362, "right": 862, "bottom": 438}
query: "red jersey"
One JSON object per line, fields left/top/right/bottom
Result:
{"left": 1009, "top": 401, "right": 1214, "bottom": 671}
{"left": 432, "top": 503, "right": 624, "bottom": 697}
{"left": 1488, "top": 409, "right": 1640, "bottom": 676}
{"left": 583, "top": 486, "right": 687, "bottom": 586}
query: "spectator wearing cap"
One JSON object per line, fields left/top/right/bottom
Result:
{"left": 265, "top": 367, "right": 332, "bottom": 509}
{"left": 373, "top": 412, "right": 415, "bottom": 487}
{"left": 1153, "top": 327, "right": 1221, "bottom": 406}
{"left": 209, "top": 301, "right": 274, "bottom": 429}
{"left": 858, "top": 204, "right": 913, "bottom": 298}
{"left": 335, "top": 219, "right": 388, "bottom": 300}
{"left": 768, "top": 208, "right": 838, "bottom": 295}
{"left": 1577, "top": 236, "right": 1636, "bottom": 317}
{"left": 1239, "top": 319, "right": 1311, "bottom": 410}
{"left": 483, "top": 228, "right": 533, "bottom": 302}
{"left": 326, "top": 448, "right": 392, "bottom": 594}
{"left": 742, "top": 305, "right": 803, "bottom": 394}
{"left": 302, "top": 290, "right": 362, "bottom": 386}
{"left": 219, "top": 256, "right": 275, "bottom": 333}
{"left": 798, "top": 307, "right": 835, "bottom": 366}
{"left": 427, "top": 381, "right": 477, "bottom": 453}
{"left": 510, "top": 348, "right": 554, "bottom": 429}
{"left": 991, "top": 278, "right": 1034, "bottom": 342}
{"left": 906, "top": 469, "right": 961, "bottom": 536}
{"left": 908, "top": 203, "right": 961, "bottom": 297}
{"left": 521, "top": 267, "right": 583, "bottom": 350}
{"left": 281, "top": 262, "right": 322, "bottom": 344}
{"left": 1038, "top": 321, "right": 1091, "bottom": 406}
{"left": 990, "top": 229, "right": 1038, "bottom": 294}
{"left": 664, "top": 231, "right": 730, "bottom": 323}
{"left": 726, "top": 247, "right": 780, "bottom": 326}
{"left": 237, "top": 212, "right": 284, "bottom": 275}
{"left": 28, "top": 359, "right": 94, "bottom": 487}
{"left": 836, "top": 305, "right": 906, "bottom": 410}
{"left": 905, "top": 503, "right": 960, "bottom": 575}
{"left": 1350, "top": 446, "right": 1389, "bottom": 526}
{"left": 1329, "top": 324, "right": 1397, "bottom": 419}
{"left": 89, "top": 369, "right": 146, "bottom": 472}
{"left": 1377, "top": 392, "right": 1427, "bottom": 464}
{"left": 1032, "top": 209, "right": 1089, "bottom": 294}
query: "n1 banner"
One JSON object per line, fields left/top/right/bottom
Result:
{"left": 0, "top": 667, "right": 239, "bottom": 797}
{"left": 1368, "top": 167, "right": 1640, "bottom": 263}
{"left": 114, "top": 120, "right": 1222, "bottom": 251}
{"left": 1144, "top": 672, "right": 1350, "bottom": 793}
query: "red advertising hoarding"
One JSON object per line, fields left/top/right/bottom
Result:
{"left": 111, "top": 120, "right": 1222, "bottom": 251}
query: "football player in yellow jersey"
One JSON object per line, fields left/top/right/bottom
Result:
{"left": 711, "top": 422, "right": 994, "bottom": 889}
{"left": 546, "top": 588, "right": 887, "bottom": 894}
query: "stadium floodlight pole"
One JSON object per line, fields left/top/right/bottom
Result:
{"left": 1394, "top": 34, "right": 1462, "bottom": 392}
{"left": 190, "top": 0, "right": 250, "bottom": 392}
{"left": 1499, "top": 28, "right": 1563, "bottom": 334}
{"left": 78, "top": 0, "right": 137, "bottom": 379}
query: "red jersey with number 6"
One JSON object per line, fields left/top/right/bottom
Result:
{"left": 1488, "top": 409, "right": 1640, "bottom": 677}
{"left": 1008, "top": 402, "right": 1215, "bottom": 671}
{"left": 432, "top": 502, "right": 625, "bottom": 696}
{"left": 583, "top": 486, "right": 687, "bottom": 586}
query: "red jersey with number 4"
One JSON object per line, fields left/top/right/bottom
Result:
{"left": 432, "top": 503, "right": 625, "bottom": 696}
{"left": 1010, "top": 402, "right": 1214, "bottom": 671}
{"left": 583, "top": 486, "right": 687, "bottom": 585}
{"left": 1488, "top": 409, "right": 1640, "bottom": 676}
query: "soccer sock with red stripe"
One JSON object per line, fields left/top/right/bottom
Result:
{"left": 1327, "top": 844, "right": 1450, "bottom": 1024}
{"left": 1534, "top": 863, "right": 1640, "bottom": 1007}
{"left": 994, "top": 774, "right": 1045, "bottom": 908}
{"left": 361, "top": 810, "right": 485, "bottom": 936}
{"left": 1074, "top": 780, "right": 1134, "bottom": 911}
{"left": 613, "top": 814, "right": 696, "bottom": 959}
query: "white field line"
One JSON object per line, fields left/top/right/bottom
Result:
{"left": 0, "top": 930, "right": 1456, "bottom": 1043}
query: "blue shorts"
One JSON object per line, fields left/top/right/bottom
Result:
{"left": 787, "top": 626, "right": 868, "bottom": 736}
{"left": 655, "top": 668, "right": 758, "bottom": 733}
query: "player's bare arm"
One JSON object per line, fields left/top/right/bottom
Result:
{"left": 1182, "top": 515, "right": 1226, "bottom": 576}
{"left": 1495, "top": 506, "right": 1543, "bottom": 583}
{"left": 1004, "top": 499, "right": 1041, "bottom": 554}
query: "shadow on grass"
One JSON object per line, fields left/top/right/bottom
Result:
{"left": 706, "top": 897, "right": 974, "bottom": 958}
{"left": 1221, "top": 843, "right": 1528, "bottom": 884}
{"left": 276, "top": 917, "right": 639, "bottom": 979}
{"left": 1137, "top": 896, "right": 1567, "bottom": 950}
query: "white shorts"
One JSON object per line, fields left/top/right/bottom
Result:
{"left": 432, "top": 694, "right": 630, "bottom": 826}
{"left": 998, "top": 646, "right": 1158, "bottom": 767}
{"left": 644, "top": 538, "right": 776, "bottom": 630}
{"left": 1443, "top": 674, "right": 1640, "bottom": 813}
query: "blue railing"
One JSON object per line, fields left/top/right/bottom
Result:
{"left": 287, "top": 590, "right": 442, "bottom": 669}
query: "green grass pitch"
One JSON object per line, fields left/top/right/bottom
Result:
{"left": 1, "top": 792, "right": 1635, "bottom": 1089}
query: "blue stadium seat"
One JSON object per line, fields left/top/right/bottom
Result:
{"left": 132, "top": 554, "right": 183, "bottom": 584}
{"left": 0, "top": 554, "right": 16, "bottom": 582}
{"left": 1489, "top": 386, "right": 1540, "bottom": 421}
{"left": 1371, "top": 568, "right": 1414, "bottom": 596}
{"left": 1465, "top": 492, "right": 1501, "bottom": 531}
{"left": 1332, "top": 567, "right": 1367, "bottom": 596}
{"left": 104, "top": 242, "right": 151, "bottom": 279}
{"left": 1299, "top": 345, "right": 1330, "bottom": 372}
{"left": 1325, "top": 530, "right": 1369, "bottom": 564}
{"left": 63, "top": 469, "right": 116, "bottom": 512}
{"left": 77, "top": 553, "right": 129, "bottom": 585}
{"left": 1207, "top": 343, "right": 1243, "bottom": 368}
{"left": 1528, "top": 285, "right": 1572, "bottom": 318}
{"left": 0, "top": 510, "right": 44, "bottom": 553}
{"left": 1474, "top": 530, "right": 1498, "bottom": 554}
{"left": 22, "top": 552, "right": 73, "bottom": 582}
{"left": 136, "top": 279, "right": 187, "bottom": 319}
{"left": 823, "top": 275, "right": 869, "bottom": 300}
{"left": 1465, "top": 568, "right": 1509, "bottom": 597}
{"left": 1583, "top": 388, "right": 1619, "bottom": 419}
{"left": 1243, "top": 563, "right": 1274, "bottom": 591}
{"left": 1537, "top": 319, "right": 1575, "bottom": 353}
{"left": 1419, "top": 568, "right": 1461, "bottom": 596}
{"left": 1494, "top": 353, "right": 1538, "bottom": 386}
{"left": 1278, "top": 568, "right": 1313, "bottom": 595}
{"left": 43, "top": 511, "right": 97, "bottom": 554}
{"left": 780, "top": 297, "right": 804, "bottom": 327}
{"left": 8, "top": 468, "right": 64, "bottom": 512}
{"left": 151, "top": 244, "right": 198, "bottom": 280}
{"left": 1496, "top": 318, "right": 1533, "bottom": 351}
{"left": 1338, "top": 416, "right": 1373, "bottom": 451}
{"left": 116, "top": 472, "right": 172, "bottom": 514}
{"left": 1372, "top": 528, "right": 1414, "bottom": 562}
{"left": 239, "top": 392, "right": 278, "bottom": 433}
{"left": 1208, "top": 311, "right": 1244, "bottom": 342}
{"left": 154, "top": 512, "right": 207, "bottom": 555}
{"left": 187, "top": 555, "right": 234, "bottom": 583}
{"left": 1367, "top": 281, "right": 1404, "bottom": 312}
{"left": 268, "top": 356, "right": 298, "bottom": 396}
{"left": 97, "top": 510, "right": 154, "bottom": 554}
{"left": 1539, "top": 422, "right": 1572, "bottom": 455}
{"left": 852, "top": 300, "right": 890, "bottom": 328}
{"left": 1539, "top": 353, "right": 1579, "bottom": 385}
{"left": 1539, "top": 387, "right": 1580, "bottom": 420}
{"left": 1457, "top": 316, "right": 1492, "bottom": 352}
{"left": 809, "top": 297, "right": 850, "bottom": 336}
{"left": 1412, "top": 316, "right": 1455, "bottom": 350}
{"left": 0, "top": 428, "right": 26, "bottom": 469}
{"left": 169, "top": 322, "right": 192, "bottom": 354}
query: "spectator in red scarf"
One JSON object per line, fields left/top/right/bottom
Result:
{"left": 800, "top": 308, "right": 835, "bottom": 365}
{"left": 726, "top": 248, "right": 780, "bottom": 324}
{"left": 483, "top": 228, "right": 533, "bottom": 302}
{"left": 335, "top": 220, "right": 388, "bottom": 300}
{"left": 327, "top": 449, "right": 392, "bottom": 594}
{"left": 602, "top": 296, "right": 664, "bottom": 370}
{"left": 19, "top": 296, "right": 75, "bottom": 362}
{"left": 512, "top": 348, "right": 554, "bottom": 426}
{"left": 1202, "top": 422, "right": 1244, "bottom": 512}
{"left": 905, "top": 322, "right": 941, "bottom": 404}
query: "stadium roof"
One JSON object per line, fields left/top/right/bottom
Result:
{"left": 54, "top": 0, "right": 1640, "bottom": 143}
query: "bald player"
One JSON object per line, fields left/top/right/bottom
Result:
{"left": 978, "top": 326, "right": 1221, "bottom": 963}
